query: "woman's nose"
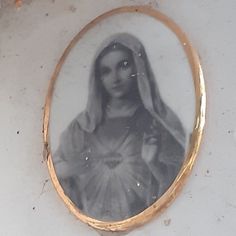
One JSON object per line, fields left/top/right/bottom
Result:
{"left": 111, "top": 70, "right": 121, "bottom": 83}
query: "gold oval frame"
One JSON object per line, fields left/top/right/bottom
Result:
{"left": 43, "top": 6, "right": 206, "bottom": 232}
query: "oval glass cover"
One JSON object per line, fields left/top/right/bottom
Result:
{"left": 43, "top": 6, "right": 206, "bottom": 232}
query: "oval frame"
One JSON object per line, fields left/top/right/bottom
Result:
{"left": 43, "top": 6, "right": 206, "bottom": 232}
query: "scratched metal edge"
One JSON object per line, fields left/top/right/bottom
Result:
{"left": 43, "top": 5, "right": 206, "bottom": 232}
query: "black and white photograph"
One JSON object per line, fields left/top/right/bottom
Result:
{"left": 49, "top": 11, "right": 196, "bottom": 222}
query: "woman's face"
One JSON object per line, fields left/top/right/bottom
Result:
{"left": 98, "top": 48, "right": 137, "bottom": 99}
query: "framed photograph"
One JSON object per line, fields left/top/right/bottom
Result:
{"left": 43, "top": 6, "right": 206, "bottom": 232}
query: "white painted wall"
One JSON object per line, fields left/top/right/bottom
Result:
{"left": 0, "top": 0, "right": 235, "bottom": 235}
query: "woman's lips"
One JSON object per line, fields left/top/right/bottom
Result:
{"left": 112, "top": 84, "right": 123, "bottom": 90}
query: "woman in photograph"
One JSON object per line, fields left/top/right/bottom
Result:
{"left": 54, "top": 33, "right": 186, "bottom": 221}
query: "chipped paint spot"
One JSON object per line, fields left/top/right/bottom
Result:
{"left": 69, "top": 5, "right": 76, "bottom": 13}
{"left": 164, "top": 218, "right": 171, "bottom": 226}
{"left": 15, "top": 0, "right": 22, "bottom": 8}
{"left": 40, "top": 179, "right": 49, "bottom": 196}
{"left": 147, "top": 0, "right": 159, "bottom": 8}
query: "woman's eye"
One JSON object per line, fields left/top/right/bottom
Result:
{"left": 119, "top": 60, "right": 130, "bottom": 69}
{"left": 100, "top": 67, "right": 110, "bottom": 76}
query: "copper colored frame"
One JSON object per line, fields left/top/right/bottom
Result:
{"left": 43, "top": 6, "right": 206, "bottom": 232}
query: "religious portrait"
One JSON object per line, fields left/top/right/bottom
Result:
{"left": 53, "top": 33, "right": 186, "bottom": 221}
{"left": 45, "top": 7, "right": 204, "bottom": 230}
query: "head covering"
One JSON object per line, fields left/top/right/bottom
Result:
{"left": 76, "top": 33, "right": 186, "bottom": 148}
